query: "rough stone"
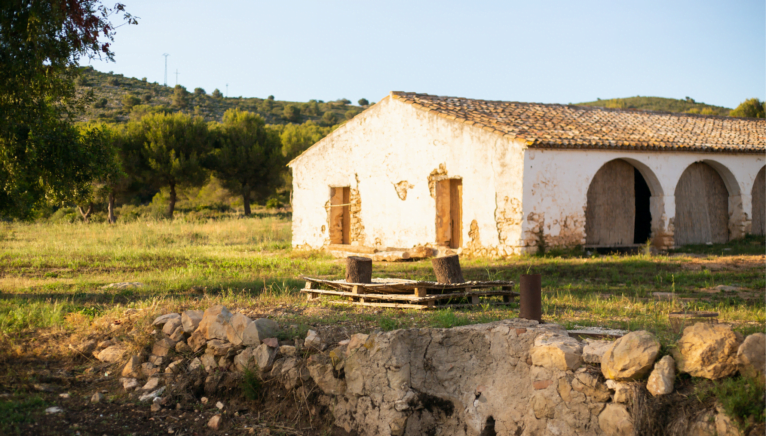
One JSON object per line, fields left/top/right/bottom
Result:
{"left": 346, "top": 333, "right": 369, "bottom": 355}
{"left": 606, "top": 380, "right": 631, "bottom": 403}
{"left": 253, "top": 318, "right": 278, "bottom": 339}
{"left": 141, "top": 362, "right": 159, "bottom": 377}
{"left": 207, "top": 414, "right": 222, "bottom": 430}
{"left": 217, "top": 356, "right": 231, "bottom": 369}
{"left": 161, "top": 318, "right": 182, "bottom": 336}
{"left": 71, "top": 339, "right": 97, "bottom": 356}
{"left": 198, "top": 305, "right": 233, "bottom": 340}
{"left": 187, "top": 329, "right": 207, "bottom": 352}
{"left": 188, "top": 357, "right": 202, "bottom": 371}
{"left": 304, "top": 329, "right": 324, "bottom": 350}
{"left": 165, "top": 360, "right": 184, "bottom": 374}
{"left": 152, "top": 313, "right": 180, "bottom": 327}
{"left": 181, "top": 310, "right": 203, "bottom": 333}
{"left": 601, "top": 330, "right": 660, "bottom": 380}
{"left": 529, "top": 331, "right": 583, "bottom": 371}
{"left": 148, "top": 355, "right": 163, "bottom": 366}
{"left": 233, "top": 347, "right": 255, "bottom": 372}
{"left": 138, "top": 387, "right": 165, "bottom": 402}
{"left": 91, "top": 392, "right": 105, "bottom": 403}
{"left": 687, "top": 411, "right": 717, "bottom": 436}
{"left": 142, "top": 377, "right": 160, "bottom": 391}
{"left": 583, "top": 340, "right": 612, "bottom": 364}
{"left": 175, "top": 340, "right": 191, "bottom": 354}
{"left": 737, "top": 333, "right": 765, "bottom": 382}
{"left": 646, "top": 355, "right": 675, "bottom": 396}
{"left": 121, "top": 355, "right": 142, "bottom": 378}
{"left": 95, "top": 345, "right": 126, "bottom": 363}
{"left": 200, "top": 354, "right": 218, "bottom": 372}
{"left": 571, "top": 372, "right": 611, "bottom": 402}
{"left": 280, "top": 358, "right": 310, "bottom": 390}
{"left": 152, "top": 338, "right": 177, "bottom": 357}
{"left": 253, "top": 343, "right": 277, "bottom": 372}
{"left": 672, "top": 323, "right": 743, "bottom": 379}
{"left": 279, "top": 345, "right": 297, "bottom": 357}
{"left": 715, "top": 404, "right": 743, "bottom": 436}
{"left": 262, "top": 337, "right": 279, "bottom": 348}
{"left": 169, "top": 326, "right": 186, "bottom": 342}
{"left": 225, "top": 313, "right": 258, "bottom": 346}
{"left": 121, "top": 378, "right": 139, "bottom": 391}
{"left": 205, "top": 339, "right": 232, "bottom": 356}
{"left": 307, "top": 353, "right": 346, "bottom": 395}
{"left": 599, "top": 403, "right": 634, "bottom": 436}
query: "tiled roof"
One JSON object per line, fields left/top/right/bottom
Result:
{"left": 391, "top": 92, "right": 765, "bottom": 153}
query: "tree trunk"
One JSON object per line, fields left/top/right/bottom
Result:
{"left": 77, "top": 203, "right": 93, "bottom": 223}
{"left": 431, "top": 254, "right": 464, "bottom": 284}
{"left": 243, "top": 185, "right": 251, "bottom": 216}
{"left": 107, "top": 192, "right": 116, "bottom": 224}
{"left": 167, "top": 183, "right": 176, "bottom": 219}
{"left": 345, "top": 256, "right": 373, "bottom": 284}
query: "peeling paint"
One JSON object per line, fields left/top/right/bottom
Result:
{"left": 495, "top": 195, "right": 523, "bottom": 245}
{"left": 393, "top": 181, "right": 414, "bottom": 200}
{"left": 428, "top": 164, "right": 448, "bottom": 198}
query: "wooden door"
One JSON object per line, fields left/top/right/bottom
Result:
{"left": 751, "top": 167, "right": 764, "bottom": 236}
{"left": 674, "top": 163, "right": 729, "bottom": 245}
{"left": 435, "top": 179, "right": 462, "bottom": 249}
{"left": 450, "top": 179, "right": 462, "bottom": 248}
{"left": 330, "top": 187, "right": 350, "bottom": 244}
{"left": 585, "top": 160, "right": 635, "bottom": 246}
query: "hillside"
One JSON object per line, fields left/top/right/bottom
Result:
{"left": 576, "top": 96, "right": 731, "bottom": 116}
{"left": 74, "top": 67, "right": 368, "bottom": 125}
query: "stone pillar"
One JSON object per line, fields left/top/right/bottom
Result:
{"left": 649, "top": 195, "right": 675, "bottom": 250}
{"left": 729, "top": 194, "right": 751, "bottom": 239}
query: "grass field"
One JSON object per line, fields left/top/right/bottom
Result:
{"left": 0, "top": 213, "right": 764, "bottom": 348}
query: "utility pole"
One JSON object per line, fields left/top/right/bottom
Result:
{"left": 162, "top": 53, "right": 169, "bottom": 87}
{"left": 175, "top": 69, "right": 180, "bottom": 86}
{"left": 226, "top": 83, "right": 228, "bottom": 98}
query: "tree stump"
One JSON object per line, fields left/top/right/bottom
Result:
{"left": 431, "top": 254, "right": 464, "bottom": 284}
{"left": 345, "top": 256, "right": 372, "bottom": 284}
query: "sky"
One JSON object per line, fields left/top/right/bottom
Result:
{"left": 88, "top": 0, "right": 765, "bottom": 108}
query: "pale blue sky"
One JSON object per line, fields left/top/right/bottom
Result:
{"left": 89, "top": 0, "right": 765, "bottom": 108}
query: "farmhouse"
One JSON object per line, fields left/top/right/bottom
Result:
{"left": 289, "top": 92, "right": 765, "bottom": 255}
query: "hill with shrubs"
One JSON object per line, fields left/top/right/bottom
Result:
{"left": 576, "top": 96, "right": 732, "bottom": 116}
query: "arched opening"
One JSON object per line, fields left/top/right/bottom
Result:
{"left": 752, "top": 167, "right": 765, "bottom": 236}
{"left": 585, "top": 159, "right": 654, "bottom": 247}
{"left": 674, "top": 162, "right": 729, "bottom": 245}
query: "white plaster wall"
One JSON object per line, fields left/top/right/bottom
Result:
{"left": 290, "top": 96, "right": 526, "bottom": 252}
{"left": 521, "top": 149, "right": 766, "bottom": 250}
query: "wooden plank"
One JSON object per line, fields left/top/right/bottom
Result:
{"left": 435, "top": 180, "right": 451, "bottom": 246}
{"left": 300, "top": 276, "right": 514, "bottom": 292}
{"left": 299, "top": 288, "right": 518, "bottom": 303}
{"left": 450, "top": 179, "right": 462, "bottom": 249}
{"left": 585, "top": 160, "right": 635, "bottom": 246}
{"left": 414, "top": 287, "right": 427, "bottom": 298}
{"left": 674, "top": 163, "right": 729, "bottom": 245}
{"left": 342, "top": 187, "right": 351, "bottom": 245}
{"left": 344, "top": 301, "right": 514, "bottom": 310}
{"left": 329, "top": 188, "right": 345, "bottom": 244}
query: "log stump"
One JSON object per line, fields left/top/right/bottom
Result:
{"left": 345, "top": 256, "right": 372, "bottom": 284}
{"left": 431, "top": 254, "right": 464, "bottom": 284}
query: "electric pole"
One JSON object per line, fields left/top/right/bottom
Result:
{"left": 162, "top": 53, "right": 169, "bottom": 87}
{"left": 175, "top": 69, "right": 180, "bottom": 86}
{"left": 226, "top": 83, "right": 228, "bottom": 98}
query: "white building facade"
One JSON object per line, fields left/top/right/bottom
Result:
{"left": 289, "top": 92, "right": 765, "bottom": 255}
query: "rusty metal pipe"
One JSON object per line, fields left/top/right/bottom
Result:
{"left": 519, "top": 274, "right": 542, "bottom": 322}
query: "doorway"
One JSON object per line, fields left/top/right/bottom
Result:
{"left": 435, "top": 179, "right": 462, "bottom": 248}
{"left": 329, "top": 187, "right": 350, "bottom": 244}
{"left": 674, "top": 162, "right": 729, "bottom": 245}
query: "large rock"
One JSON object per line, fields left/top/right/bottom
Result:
{"left": 583, "top": 340, "right": 612, "bottom": 364}
{"left": 601, "top": 331, "right": 660, "bottom": 380}
{"left": 307, "top": 353, "right": 346, "bottom": 395}
{"left": 225, "top": 313, "right": 273, "bottom": 346}
{"left": 671, "top": 323, "right": 743, "bottom": 379}
{"left": 598, "top": 404, "right": 635, "bottom": 436}
{"left": 233, "top": 347, "right": 255, "bottom": 372}
{"left": 737, "top": 333, "right": 765, "bottom": 382}
{"left": 152, "top": 338, "right": 177, "bottom": 357}
{"left": 646, "top": 355, "right": 675, "bottom": 396}
{"left": 571, "top": 372, "right": 611, "bottom": 402}
{"left": 253, "top": 343, "right": 277, "bottom": 372}
{"left": 187, "top": 329, "right": 207, "bottom": 352}
{"left": 529, "top": 332, "right": 583, "bottom": 371}
{"left": 198, "top": 305, "right": 233, "bottom": 340}
{"left": 304, "top": 329, "right": 324, "bottom": 350}
{"left": 161, "top": 317, "right": 182, "bottom": 336}
{"left": 95, "top": 345, "right": 126, "bottom": 363}
{"left": 121, "top": 355, "right": 142, "bottom": 377}
{"left": 152, "top": 313, "right": 180, "bottom": 327}
{"left": 181, "top": 310, "right": 203, "bottom": 333}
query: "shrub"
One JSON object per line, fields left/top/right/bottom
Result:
{"left": 695, "top": 376, "right": 766, "bottom": 431}
{"left": 730, "top": 98, "right": 765, "bottom": 118}
{"left": 358, "top": 98, "right": 369, "bottom": 106}
{"left": 142, "top": 93, "right": 152, "bottom": 102}
{"left": 172, "top": 85, "right": 190, "bottom": 108}
{"left": 283, "top": 104, "right": 299, "bottom": 122}
{"left": 194, "top": 87, "right": 206, "bottom": 97}
{"left": 121, "top": 94, "right": 141, "bottom": 109}
{"left": 345, "top": 108, "right": 361, "bottom": 120}
{"left": 107, "top": 77, "right": 119, "bottom": 86}
{"left": 141, "top": 77, "right": 147, "bottom": 82}
{"left": 242, "top": 368, "right": 263, "bottom": 401}
{"left": 321, "top": 111, "right": 337, "bottom": 125}
{"left": 94, "top": 98, "right": 108, "bottom": 109}
{"left": 265, "top": 197, "right": 282, "bottom": 209}
{"left": 212, "top": 88, "right": 223, "bottom": 99}
{"left": 337, "top": 98, "right": 351, "bottom": 105}
{"left": 267, "top": 95, "right": 274, "bottom": 101}
{"left": 75, "top": 75, "right": 89, "bottom": 87}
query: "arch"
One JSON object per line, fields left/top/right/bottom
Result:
{"left": 585, "top": 159, "right": 658, "bottom": 246}
{"left": 674, "top": 162, "right": 729, "bottom": 245}
{"left": 752, "top": 167, "right": 765, "bottom": 235}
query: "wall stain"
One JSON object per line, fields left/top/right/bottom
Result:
{"left": 428, "top": 164, "right": 448, "bottom": 198}
{"left": 393, "top": 181, "right": 414, "bottom": 200}
{"left": 495, "top": 196, "right": 523, "bottom": 246}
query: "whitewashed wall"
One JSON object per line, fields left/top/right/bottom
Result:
{"left": 520, "top": 149, "right": 766, "bottom": 250}
{"left": 289, "top": 95, "right": 525, "bottom": 254}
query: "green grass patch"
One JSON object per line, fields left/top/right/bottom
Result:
{"left": 694, "top": 376, "right": 766, "bottom": 431}
{"left": 0, "top": 395, "right": 47, "bottom": 435}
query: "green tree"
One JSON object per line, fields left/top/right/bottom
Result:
{"left": 194, "top": 87, "right": 206, "bottom": 97}
{"left": 94, "top": 98, "right": 108, "bottom": 108}
{"left": 345, "top": 108, "right": 362, "bottom": 120}
{"left": 139, "top": 112, "right": 210, "bottom": 218}
{"left": 172, "top": 85, "right": 190, "bottom": 109}
{"left": 278, "top": 121, "right": 332, "bottom": 163}
{"left": 283, "top": 104, "right": 299, "bottom": 122}
{"left": 121, "top": 94, "right": 141, "bottom": 109}
{"left": 322, "top": 111, "right": 338, "bottom": 125}
{"left": 210, "top": 109, "right": 282, "bottom": 215}
{"left": 0, "top": 0, "right": 136, "bottom": 218}
{"left": 358, "top": 98, "right": 369, "bottom": 106}
{"left": 730, "top": 98, "right": 765, "bottom": 118}
{"left": 212, "top": 88, "right": 223, "bottom": 99}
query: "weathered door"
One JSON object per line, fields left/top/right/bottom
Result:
{"left": 674, "top": 163, "right": 729, "bottom": 245}
{"left": 751, "top": 167, "right": 765, "bottom": 236}
{"left": 329, "top": 187, "right": 350, "bottom": 244}
{"left": 435, "top": 179, "right": 462, "bottom": 248}
{"left": 585, "top": 160, "right": 635, "bottom": 246}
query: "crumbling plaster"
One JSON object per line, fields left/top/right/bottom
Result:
{"left": 290, "top": 95, "right": 525, "bottom": 252}
{"left": 522, "top": 150, "right": 765, "bottom": 251}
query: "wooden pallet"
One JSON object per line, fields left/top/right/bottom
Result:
{"left": 300, "top": 276, "right": 517, "bottom": 309}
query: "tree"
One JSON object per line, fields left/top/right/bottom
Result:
{"left": 139, "top": 113, "right": 210, "bottom": 218}
{"left": 322, "top": 111, "right": 338, "bottom": 125}
{"left": 283, "top": 104, "right": 299, "bottom": 122}
{"left": 94, "top": 98, "right": 108, "bottom": 108}
{"left": 345, "top": 108, "right": 361, "bottom": 120}
{"left": 210, "top": 109, "right": 282, "bottom": 215}
{"left": 121, "top": 93, "right": 141, "bottom": 109}
{"left": 358, "top": 98, "right": 369, "bottom": 106}
{"left": 279, "top": 121, "right": 332, "bottom": 162}
{"left": 267, "top": 95, "right": 275, "bottom": 101}
{"left": 0, "top": 0, "right": 136, "bottom": 218}
{"left": 730, "top": 98, "right": 765, "bottom": 118}
{"left": 194, "top": 87, "right": 206, "bottom": 97}
{"left": 212, "top": 88, "right": 223, "bottom": 99}
{"left": 338, "top": 98, "right": 351, "bottom": 105}
{"left": 172, "top": 85, "right": 190, "bottom": 109}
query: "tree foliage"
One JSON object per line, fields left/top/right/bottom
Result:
{"left": 172, "top": 85, "right": 189, "bottom": 109}
{"left": 283, "top": 104, "right": 299, "bottom": 122}
{"left": 358, "top": 98, "right": 369, "bottom": 106}
{"left": 212, "top": 88, "right": 223, "bottom": 99}
{"left": 210, "top": 110, "right": 282, "bottom": 215}
{"left": 730, "top": 98, "right": 765, "bottom": 118}
{"left": 0, "top": 0, "right": 136, "bottom": 218}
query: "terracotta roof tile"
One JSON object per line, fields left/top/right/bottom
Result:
{"left": 391, "top": 92, "right": 765, "bottom": 153}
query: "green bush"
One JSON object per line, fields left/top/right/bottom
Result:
{"left": 94, "top": 98, "right": 108, "bottom": 108}
{"left": 283, "top": 104, "right": 299, "bottom": 122}
{"left": 107, "top": 77, "right": 119, "bottom": 86}
{"left": 121, "top": 94, "right": 141, "bottom": 109}
{"left": 48, "top": 207, "right": 79, "bottom": 223}
{"left": 265, "top": 197, "right": 282, "bottom": 209}
{"left": 212, "top": 88, "right": 223, "bottom": 99}
{"left": 695, "top": 376, "right": 766, "bottom": 431}
{"left": 322, "top": 111, "right": 337, "bottom": 125}
{"left": 345, "top": 108, "right": 361, "bottom": 120}
{"left": 241, "top": 368, "right": 263, "bottom": 401}
{"left": 358, "top": 98, "right": 369, "bottom": 106}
